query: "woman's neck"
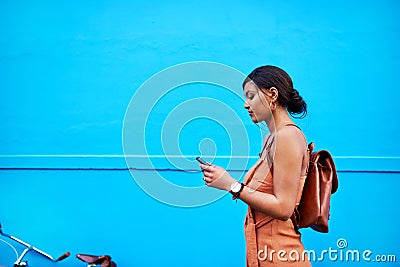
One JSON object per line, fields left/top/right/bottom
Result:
{"left": 265, "top": 107, "right": 293, "bottom": 133}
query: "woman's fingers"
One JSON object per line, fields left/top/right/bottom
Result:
{"left": 200, "top": 164, "right": 214, "bottom": 177}
{"left": 200, "top": 163, "right": 234, "bottom": 191}
{"left": 200, "top": 163, "right": 212, "bottom": 171}
{"left": 203, "top": 169, "right": 212, "bottom": 177}
{"left": 200, "top": 163, "right": 225, "bottom": 187}
{"left": 203, "top": 176, "right": 212, "bottom": 186}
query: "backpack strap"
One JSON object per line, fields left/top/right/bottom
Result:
{"left": 291, "top": 142, "right": 315, "bottom": 232}
{"left": 296, "top": 176, "right": 306, "bottom": 206}
{"left": 283, "top": 123, "right": 301, "bottom": 130}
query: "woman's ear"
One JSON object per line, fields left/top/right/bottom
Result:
{"left": 268, "top": 87, "right": 279, "bottom": 102}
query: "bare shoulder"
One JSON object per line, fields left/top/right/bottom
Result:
{"left": 275, "top": 126, "right": 307, "bottom": 154}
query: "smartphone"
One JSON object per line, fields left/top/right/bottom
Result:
{"left": 196, "top": 157, "right": 209, "bottom": 165}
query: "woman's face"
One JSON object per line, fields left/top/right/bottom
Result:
{"left": 243, "top": 81, "right": 271, "bottom": 123}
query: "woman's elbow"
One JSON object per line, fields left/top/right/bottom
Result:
{"left": 275, "top": 213, "right": 291, "bottom": 221}
{"left": 275, "top": 206, "right": 295, "bottom": 221}
{"left": 277, "top": 213, "right": 292, "bottom": 221}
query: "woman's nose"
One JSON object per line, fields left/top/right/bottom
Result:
{"left": 244, "top": 101, "right": 250, "bottom": 109}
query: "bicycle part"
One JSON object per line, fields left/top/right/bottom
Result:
{"left": 76, "top": 254, "right": 117, "bottom": 267}
{"left": 14, "top": 247, "right": 30, "bottom": 267}
{"left": 0, "top": 222, "right": 70, "bottom": 264}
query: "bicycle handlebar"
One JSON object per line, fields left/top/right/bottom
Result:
{"left": 0, "top": 222, "right": 70, "bottom": 263}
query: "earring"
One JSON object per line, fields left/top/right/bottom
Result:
{"left": 269, "top": 101, "right": 276, "bottom": 111}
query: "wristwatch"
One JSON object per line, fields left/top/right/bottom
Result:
{"left": 230, "top": 181, "right": 245, "bottom": 200}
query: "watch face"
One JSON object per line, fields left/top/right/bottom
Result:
{"left": 231, "top": 181, "right": 241, "bottom": 192}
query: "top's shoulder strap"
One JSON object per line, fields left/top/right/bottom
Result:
{"left": 259, "top": 134, "right": 274, "bottom": 160}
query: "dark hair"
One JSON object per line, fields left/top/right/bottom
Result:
{"left": 243, "top": 65, "right": 307, "bottom": 118}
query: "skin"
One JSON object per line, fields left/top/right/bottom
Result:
{"left": 201, "top": 81, "right": 308, "bottom": 220}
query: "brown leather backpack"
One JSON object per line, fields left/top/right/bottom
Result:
{"left": 291, "top": 142, "right": 339, "bottom": 233}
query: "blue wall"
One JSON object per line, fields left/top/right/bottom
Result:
{"left": 1, "top": 1, "right": 399, "bottom": 266}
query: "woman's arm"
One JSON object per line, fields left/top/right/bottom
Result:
{"left": 202, "top": 127, "right": 305, "bottom": 220}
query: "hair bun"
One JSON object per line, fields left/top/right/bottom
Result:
{"left": 287, "top": 88, "right": 307, "bottom": 118}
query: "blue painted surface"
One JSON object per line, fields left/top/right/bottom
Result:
{"left": 1, "top": 1, "right": 399, "bottom": 266}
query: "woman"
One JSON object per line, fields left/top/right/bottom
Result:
{"left": 200, "top": 65, "right": 311, "bottom": 266}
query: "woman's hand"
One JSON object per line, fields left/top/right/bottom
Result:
{"left": 200, "top": 163, "right": 236, "bottom": 191}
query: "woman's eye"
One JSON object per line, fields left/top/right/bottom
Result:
{"left": 248, "top": 95, "right": 254, "bottom": 100}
